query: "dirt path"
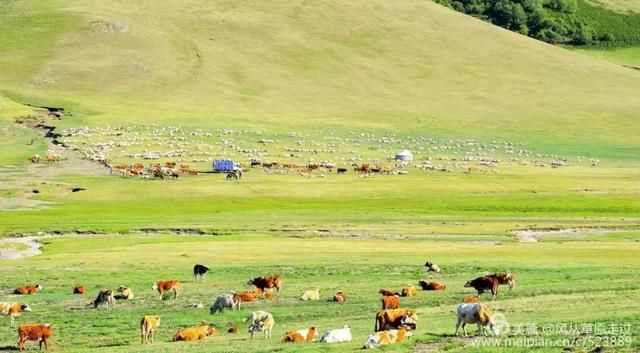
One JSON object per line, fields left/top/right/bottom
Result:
{"left": 0, "top": 236, "right": 42, "bottom": 259}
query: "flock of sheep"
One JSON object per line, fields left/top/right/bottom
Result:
{"left": 53, "top": 124, "right": 599, "bottom": 178}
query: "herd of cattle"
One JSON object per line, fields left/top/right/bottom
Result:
{"left": 0, "top": 262, "right": 516, "bottom": 350}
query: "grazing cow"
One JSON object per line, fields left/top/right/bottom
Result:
{"left": 246, "top": 311, "right": 275, "bottom": 339}
{"left": 462, "top": 295, "right": 479, "bottom": 303}
{"left": 227, "top": 326, "right": 239, "bottom": 334}
{"left": 238, "top": 291, "right": 257, "bottom": 302}
{"left": 173, "top": 322, "right": 210, "bottom": 341}
{"left": 115, "top": 285, "right": 134, "bottom": 300}
{"left": 281, "top": 326, "right": 317, "bottom": 343}
{"left": 379, "top": 289, "right": 399, "bottom": 296}
{"left": 300, "top": 289, "right": 320, "bottom": 301}
{"left": 152, "top": 279, "right": 180, "bottom": 299}
{"left": 320, "top": 325, "right": 352, "bottom": 343}
{"left": 363, "top": 326, "right": 412, "bottom": 349}
{"left": 93, "top": 289, "right": 115, "bottom": 309}
{"left": 193, "top": 264, "right": 210, "bottom": 282}
{"left": 337, "top": 168, "right": 347, "bottom": 174}
{"left": 17, "top": 324, "right": 52, "bottom": 351}
{"left": 489, "top": 272, "right": 516, "bottom": 291}
{"left": 14, "top": 285, "right": 43, "bottom": 295}
{"left": 0, "top": 302, "right": 31, "bottom": 325}
{"left": 464, "top": 276, "right": 499, "bottom": 299}
{"left": 455, "top": 303, "right": 500, "bottom": 336}
{"left": 418, "top": 280, "right": 446, "bottom": 291}
{"left": 247, "top": 275, "right": 282, "bottom": 292}
{"left": 72, "top": 286, "right": 86, "bottom": 295}
{"left": 424, "top": 261, "right": 441, "bottom": 273}
{"left": 210, "top": 293, "right": 241, "bottom": 314}
{"left": 401, "top": 285, "right": 417, "bottom": 297}
{"left": 333, "top": 291, "right": 347, "bottom": 303}
{"left": 381, "top": 295, "right": 400, "bottom": 310}
{"left": 140, "top": 316, "right": 160, "bottom": 344}
{"left": 375, "top": 309, "right": 418, "bottom": 332}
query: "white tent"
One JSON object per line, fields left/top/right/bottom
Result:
{"left": 395, "top": 150, "right": 413, "bottom": 161}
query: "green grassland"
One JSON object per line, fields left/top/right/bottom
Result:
{"left": 0, "top": 234, "right": 638, "bottom": 352}
{"left": 0, "top": 0, "right": 639, "bottom": 352}
{"left": 586, "top": 0, "right": 640, "bottom": 13}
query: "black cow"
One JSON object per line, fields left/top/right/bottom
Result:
{"left": 193, "top": 264, "right": 210, "bottom": 282}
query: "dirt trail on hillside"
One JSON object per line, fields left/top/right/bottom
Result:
{"left": 515, "top": 228, "right": 628, "bottom": 242}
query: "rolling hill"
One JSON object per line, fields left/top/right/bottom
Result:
{"left": 0, "top": 0, "right": 639, "bottom": 158}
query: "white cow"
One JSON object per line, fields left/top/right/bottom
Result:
{"left": 455, "top": 303, "right": 500, "bottom": 336}
{"left": 320, "top": 325, "right": 352, "bottom": 343}
{"left": 210, "top": 293, "right": 240, "bottom": 314}
{"left": 246, "top": 311, "right": 275, "bottom": 339}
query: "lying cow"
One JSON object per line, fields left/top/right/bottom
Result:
{"left": 72, "top": 286, "right": 86, "bottom": 295}
{"left": 300, "top": 289, "right": 320, "bottom": 301}
{"left": 401, "top": 285, "right": 417, "bottom": 297}
{"left": 381, "top": 295, "right": 400, "bottom": 310}
{"left": 246, "top": 311, "right": 275, "bottom": 339}
{"left": 210, "top": 293, "right": 241, "bottom": 314}
{"left": 375, "top": 309, "right": 418, "bottom": 332}
{"left": 14, "top": 284, "right": 43, "bottom": 295}
{"left": 0, "top": 302, "right": 31, "bottom": 325}
{"left": 17, "top": 323, "right": 52, "bottom": 351}
{"left": 238, "top": 291, "right": 257, "bottom": 302}
{"left": 424, "top": 261, "right": 441, "bottom": 273}
{"left": 462, "top": 295, "right": 479, "bottom": 303}
{"left": 247, "top": 275, "right": 282, "bottom": 293}
{"left": 489, "top": 272, "right": 516, "bottom": 291}
{"left": 464, "top": 276, "right": 499, "bottom": 299}
{"left": 115, "top": 285, "right": 134, "bottom": 300}
{"left": 379, "top": 289, "right": 399, "bottom": 296}
{"left": 193, "top": 264, "right": 210, "bottom": 282}
{"left": 455, "top": 303, "right": 500, "bottom": 336}
{"left": 333, "top": 291, "right": 347, "bottom": 303}
{"left": 418, "top": 280, "right": 446, "bottom": 291}
{"left": 173, "top": 322, "right": 210, "bottom": 341}
{"left": 93, "top": 289, "right": 115, "bottom": 309}
{"left": 281, "top": 326, "right": 317, "bottom": 343}
{"left": 227, "top": 326, "right": 239, "bottom": 334}
{"left": 363, "top": 326, "right": 412, "bottom": 349}
{"left": 140, "top": 315, "right": 160, "bottom": 344}
{"left": 152, "top": 279, "right": 180, "bottom": 300}
{"left": 320, "top": 325, "right": 351, "bottom": 343}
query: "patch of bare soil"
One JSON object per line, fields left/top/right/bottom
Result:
{"left": 414, "top": 342, "right": 447, "bottom": 352}
{"left": 0, "top": 236, "right": 42, "bottom": 259}
{"left": 514, "top": 228, "right": 630, "bottom": 242}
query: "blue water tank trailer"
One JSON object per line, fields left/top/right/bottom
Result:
{"left": 212, "top": 159, "right": 235, "bottom": 173}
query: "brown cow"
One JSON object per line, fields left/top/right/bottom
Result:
{"left": 173, "top": 322, "right": 210, "bottom": 341}
{"left": 462, "top": 295, "right": 479, "bottom": 303}
{"left": 152, "top": 280, "right": 180, "bottom": 299}
{"left": 381, "top": 295, "right": 400, "bottom": 310}
{"left": 464, "top": 276, "right": 499, "bottom": 299}
{"left": 14, "top": 285, "right": 43, "bottom": 295}
{"left": 72, "top": 286, "right": 86, "bottom": 295}
{"left": 17, "top": 324, "right": 52, "bottom": 351}
{"left": 227, "top": 326, "right": 239, "bottom": 334}
{"left": 418, "top": 280, "right": 446, "bottom": 291}
{"left": 333, "top": 291, "right": 347, "bottom": 303}
{"left": 488, "top": 272, "right": 516, "bottom": 291}
{"left": 282, "top": 326, "right": 317, "bottom": 343}
{"left": 375, "top": 309, "right": 418, "bottom": 332}
{"left": 247, "top": 275, "right": 282, "bottom": 292}
{"left": 0, "top": 302, "right": 32, "bottom": 325}
{"left": 401, "top": 285, "right": 417, "bottom": 297}
{"left": 238, "top": 291, "right": 257, "bottom": 302}
{"left": 379, "top": 289, "right": 399, "bottom": 296}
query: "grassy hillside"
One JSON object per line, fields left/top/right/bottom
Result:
{"left": 586, "top": 0, "right": 640, "bottom": 13}
{"left": 0, "top": 0, "right": 639, "bottom": 158}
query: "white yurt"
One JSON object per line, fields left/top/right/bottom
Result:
{"left": 395, "top": 149, "right": 413, "bottom": 161}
